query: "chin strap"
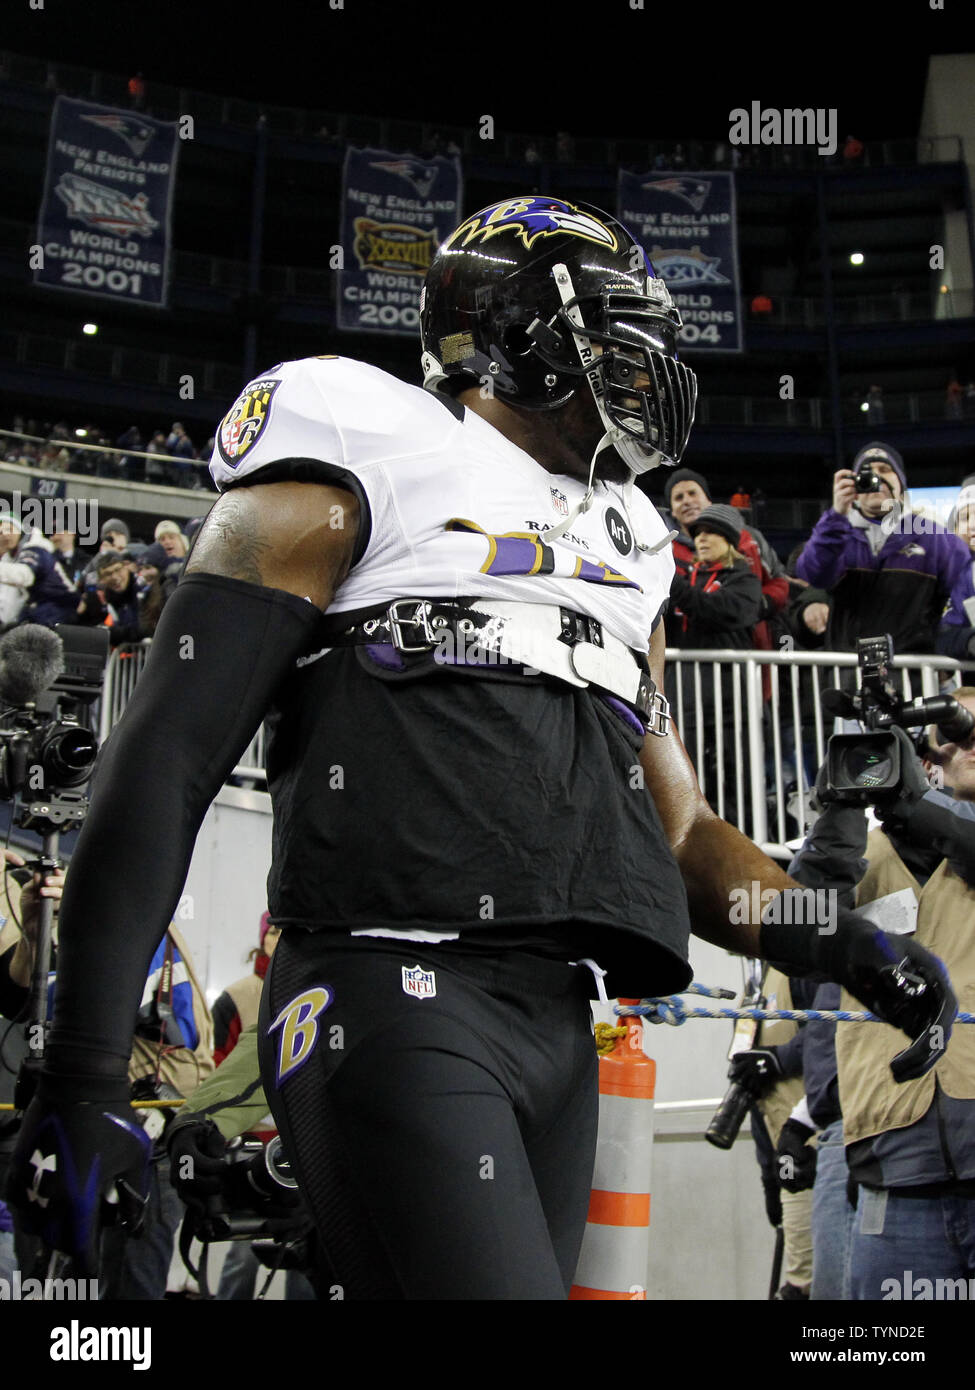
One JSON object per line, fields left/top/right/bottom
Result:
{"left": 539, "top": 439, "right": 602, "bottom": 544}
{"left": 623, "top": 474, "right": 678, "bottom": 555}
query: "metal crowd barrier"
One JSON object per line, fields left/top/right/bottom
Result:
{"left": 99, "top": 641, "right": 267, "bottom": 783}
{"left": 99, "top": 641, "right": 974, "bottom": 853}
{"left": 667, "top": 647, "right": 975, "bottom": 858}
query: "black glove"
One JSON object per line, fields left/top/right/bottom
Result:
{"left": 728, "top": 1047, "right": 783, "bottom": 1098}
{"left": 776, "top": 1118, "right": 818, "bottom": 1192}
{"left": 762, "top": 1175, "right": 783, "bottom": 1228}
{"left": 5, "top": 1083, "right": 152, "bottom": 1276}
{"left": 167, "top": 1116, "right": 229, "bottom": 1213}
{"left": 761, "top": 901, "right": 956, "bottom": 1083}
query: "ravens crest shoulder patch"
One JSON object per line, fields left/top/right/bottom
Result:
{"left": 217, "top": 377, "right": 281, "bottom": 467}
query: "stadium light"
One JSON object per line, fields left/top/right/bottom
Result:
{"left": 860, "top": 402, "right": 869, "bottom": 412}
{"left": 75, "top": 428, "right": 87, "bottom": 438}
{"left": 849, "top": 252, "right": 864, "bottom": 266}
{"left": 82, "top": 322, "right": 98, "bottom": 335}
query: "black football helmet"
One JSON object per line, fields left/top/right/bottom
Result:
{"left": 420, "top": 196, "right": 697, "bottom": 474}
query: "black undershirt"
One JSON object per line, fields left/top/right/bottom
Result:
{"left": 264, "top": 647, "right": 693, "bottom": 1001}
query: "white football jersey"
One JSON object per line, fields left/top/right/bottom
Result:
{"left": 209, "top": 356, "right": 675, "bottom": 653}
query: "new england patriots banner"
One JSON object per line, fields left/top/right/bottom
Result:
{"left": 34, "top": 97, "right": 179, "bottom": 307}
{"left": 618, "top": 171, "right": 742, "bottom": 352}
{"left": 338, "top": 148, "right": 462, "bottom": 335}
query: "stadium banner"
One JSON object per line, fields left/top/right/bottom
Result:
{"left": 338, "top": 148, "right": 463, "bottom": 335}
{"left": 617, "top": 171, "right": 742, "bottom": 353}
{"left": 34, "top": 97, "right": 180, "bottom": 308}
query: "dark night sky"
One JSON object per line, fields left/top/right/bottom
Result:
{"left": 3, "top": 0, "right": 974, "bottom": 142}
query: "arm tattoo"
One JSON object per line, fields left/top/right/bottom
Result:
{"left": 186, "top": 494, "right": 273, "bottom": 585}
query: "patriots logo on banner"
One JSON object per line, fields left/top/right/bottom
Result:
{"left": 649, "top": 246, "right": 730, "bottom": 287}
{"left": 79, "top": 112, "right": 156, "bottom": 156}
{"left": 369, "top": 159, "right": 438, "bottom": 199}
{"left": 641, "top": 178, "right": 711, "bottom": 212}
{"left": 443, "top": 197, "right": 619, "bottom": 253}
{"left": 54, "top": 173, "right": 158, "bottom": 237}
{"left": 217, "top": 377, "right": 281, "bottom": 466}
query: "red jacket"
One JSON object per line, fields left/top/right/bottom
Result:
{"left": 672, "top": 527, "right": 788, "bottom": 695}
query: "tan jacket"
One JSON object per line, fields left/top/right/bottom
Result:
{"left": 756, "top": 968, "right": 807, "bottom": 1147}
{"left": 836, "top": 829, "right": 975, "bottom": 1146}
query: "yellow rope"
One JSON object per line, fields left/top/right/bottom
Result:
{"left": 594, "top": 1022, "right": 627, "bottom": 1057}
{"left": 0, "top": 1099, "right": 185, "bottom": 1111}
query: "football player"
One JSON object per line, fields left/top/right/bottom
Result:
{"left": 7, "top": 197, "right": 955, "bottom": 1298}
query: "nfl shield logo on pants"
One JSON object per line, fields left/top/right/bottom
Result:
{"left": 401, "top": 964, "right": 437, "bottom": 999}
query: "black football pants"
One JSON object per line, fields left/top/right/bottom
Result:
{"left": 258, "top": 934, "right": 598, "bottom": 1300}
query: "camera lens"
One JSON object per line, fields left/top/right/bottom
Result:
{"left": 40, "top": 726, "right": 99, "bottom": 786}
{"left": 845, "top": 747, "right": 894, "bottom": 788}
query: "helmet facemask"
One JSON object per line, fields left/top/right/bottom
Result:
{"left": 527, "top": 271, "right": 698, "bottom": 475}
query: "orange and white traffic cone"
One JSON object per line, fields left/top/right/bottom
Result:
{"left": 570, "top": 999, "right": 655, "bottom": 1300}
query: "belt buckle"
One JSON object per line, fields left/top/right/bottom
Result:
{"left": 559, "top": 608, "right": 603, "bottom": 648}
{"left": 387, "top": 599, "right": 436, "bottom": 653}
{"left": 638, "top": 675, "right": 671, "bottom": 738}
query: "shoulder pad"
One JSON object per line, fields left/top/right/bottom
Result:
{"left": 208, "top": 357, "right": 445, "bottom": 492}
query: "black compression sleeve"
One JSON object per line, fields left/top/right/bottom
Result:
{"left": 44, "top": 573, "right": 323, "bottom": 1087}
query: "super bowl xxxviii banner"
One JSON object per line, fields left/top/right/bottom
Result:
{"left": 34, "top": 97, "right": 179, "bottom": 307}
{"left": 338, "top": 148, "right": 462, "bottom": 335}
{"left": 617, "top": 171, "right": 742, "bottom": 352}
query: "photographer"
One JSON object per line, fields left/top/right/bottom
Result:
{"left": 730, "top": 967, "right": 820, "bottom": 1299}
{"left": 0, "top": 851, "right": 63, "bottom": 1283}
{"left": 797, "top": 443, "right": 970, "bottom": 655}
{"left": 167, "top": 1023, "right": 315, "bottom": 1300}
{"left": 775, "top": 686, "right": 975, "bottom": 1300}
{"left": 0, "top": 885, "right": 214, "bottom": 1298}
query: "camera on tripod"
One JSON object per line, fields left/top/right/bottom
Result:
{"left": 0, "top": 624, "right": 108, "bottom": 831}
{"left": 4, "top": 623, "right": 110, "bottom": 1112}
{"left": 823, "top": 634, "right": 975, "bottom": 806}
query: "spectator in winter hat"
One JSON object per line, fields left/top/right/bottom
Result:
{"left": 154, "top": 520, "right": 189, "bottom": 559}
{"left": 797, "top": 443, "right": 969, "bottom": 655}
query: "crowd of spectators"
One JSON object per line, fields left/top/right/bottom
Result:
{"left": 657, "top": 445, "right": 975, "bottom": 835}
{"left": 3, "top": 415, "right": 215, "bottom": 491}
{"left": 0, "top": 510, "right": 203, "bottom": 646}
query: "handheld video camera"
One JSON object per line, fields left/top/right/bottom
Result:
{"left": 822, "top": 635, "right": 974, "bottom": 805}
